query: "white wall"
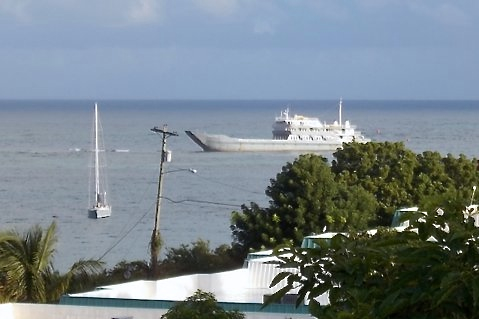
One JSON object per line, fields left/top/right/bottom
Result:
{"left": 1, "top": 303, "right": 313, "bottom": 319}
{"left": 1, "top": 303, "right": 167, "bottom": 319}
{"left": 0, "top": 303, "right": 14, "bottom": 319}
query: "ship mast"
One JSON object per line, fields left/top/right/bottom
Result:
{"left": 338, "top": 98, "right": 342, "bottom": 127}
{"left": 94, "top": 102, "right": 100, "bottom": 202}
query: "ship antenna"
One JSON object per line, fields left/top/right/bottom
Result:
{"left": 471, "top": 185, "right": 477, "bottom": 206}
{"left": 339, "top": 97, "right": 342, "bottom": 127}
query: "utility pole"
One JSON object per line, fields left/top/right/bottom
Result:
{"left": 150, "top": 125, "right": 178, "bottom": 278}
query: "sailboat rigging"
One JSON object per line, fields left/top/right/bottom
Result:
{"left": 88, "top": 103, "right": 111, "bottom": 219}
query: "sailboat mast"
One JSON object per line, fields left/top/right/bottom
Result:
{"left": 88, "top": 102, "right": 111, "bottom": 218}
{"left": 94, "top": 103, "right": 100, "bottom": 199}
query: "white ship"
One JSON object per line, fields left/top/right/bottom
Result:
{"left": 185, "top": 99, "right": 370, "bottom": 152}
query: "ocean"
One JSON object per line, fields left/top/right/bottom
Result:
{"left": 0, "top": 99, "right": 478, "bottom": 271}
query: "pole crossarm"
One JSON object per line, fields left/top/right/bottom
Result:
{"left": 150, "top": 126, "right": 179, "bottom": 138}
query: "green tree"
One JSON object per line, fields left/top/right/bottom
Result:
{"left": 231, "top": 152, "right": 378, "bottom": 255}
{"left": 332, "top": 183, "right": 378, "bottom": 231}
{"left": 266, "top": 154, "right": 338, "bottom": 236}
{"left": 412, "top": 151, "right": 479, "bottom": 215}
{"left": 332, "top": 141, "right": 419, "bottom": 224}
{"left": 332, "top": 142, "right": 479, "bottom": 225}
{"left": 269, "top": 203, "right": 479, "bottom": 318}
{"left": 0, "top": 222, "right": 103, "bottom": 303}
{"left": 100, "top": 260, "right": 150, "bottom": 285}
{"left": 160, "top": 240, "right": 239, "bottom": 277}
{"left": 161, "top": 289, "right": 245, "bottom": 319}
{"left": 231, "top": 203, "right": 285, "bottom": 254}
{"left": 231, "top": 142, "right": 479, "bottom": 258}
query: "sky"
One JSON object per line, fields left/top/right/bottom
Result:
{"left": 0, "top": 0, "right": 478, "bottom": 100}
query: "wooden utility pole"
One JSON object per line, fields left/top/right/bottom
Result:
{"left": 150, "top": 125, "right": 178, "bottom": 278}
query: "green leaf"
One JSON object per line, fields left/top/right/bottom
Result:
{"left": 269, "top": 271, "right": 292, "bottom": 288}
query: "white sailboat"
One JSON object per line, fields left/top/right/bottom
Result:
{"left": 88, "top": 103, "right": 111, "bottom": 219}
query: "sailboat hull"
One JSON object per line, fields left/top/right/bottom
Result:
{"left": 88, "top": 206, "right": 111, "bottom": 219}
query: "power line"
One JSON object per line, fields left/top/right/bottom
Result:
{"left": 193, "top": 172, "right": 266, "bottom": 196}
{"left": 98, "top": 195, "right": 244, "bottom": 261}
{"left": 98, "top": 201, "right": 154, "bottom": 261}
{"left": 98, "top": 191, "right": 251, "bottom": 260}
{"left": 161, "top": 196, "right": 242, "bottom": 208}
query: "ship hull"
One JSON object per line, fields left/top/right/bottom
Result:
{"left": 185, "top": 131, "right": 367, "bottom": 152}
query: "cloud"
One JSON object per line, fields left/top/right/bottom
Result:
{"left": 192, "top": 0, "right": 239, "bottom": 17}
{"left": 0, "top": 0, "right": 165, "bottom": 27}
{"left": 419, "top": 3, "right": 470, "bottom": 26}
{"left": 126, "top": 0, "right": 163, "bottom": 25}
{"left": 0, "top": 0, "right": 31, "bottom": 23}
{"left": 357, "top": 1, "right": 471, "bottom": 26}
{"left": 304, "top": 0, "right": 349, "bottom": 20}
{"left": 357, "top": 0, "right": 401, "bottom": 9}
{"left": 253, "top": 19, "right": 275, "bottom": 35}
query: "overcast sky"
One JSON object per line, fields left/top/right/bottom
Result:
{"left": 0, "top": 0, "right": 478, "bottom": 100}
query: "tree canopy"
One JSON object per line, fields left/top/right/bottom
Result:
{"left": 161, "top": 289, "right": 245, "bottom": 319}
{"left": 269, "top": 203, "right": 479, "bottom": 318}
{"left": 231, "top": 142, "right": 479, "bottom": 256}
{"left": 161, "top": 240, "right": 239, "bottom": 276}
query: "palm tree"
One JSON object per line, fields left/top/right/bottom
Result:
{"left": 0, "top": 222, "right": 103, "bottom": 303}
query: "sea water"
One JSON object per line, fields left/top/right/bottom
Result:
{"left": 0, "top": 100, "right": 478, "bottom": 271}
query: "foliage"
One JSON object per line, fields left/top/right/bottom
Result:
{"left": 160, "top": 240, "right": 240, "bottom": 277}
{"left": 231, "top": 142, "right": 479, "bottom": 257}
{"left": 0, "top": 222, "right": 103, "bottom": 303}
{"left": 231, "top": 153, "right": 377, "bottom": 255}
{"left": 99, "top": 260, "right": 150, "bottom": 285}
{"left": 161, "top": 289, "right": 245, "bottom": 319}
{"left": 266, "top": 154, "right": 338, "bottom": 239}
{"left": 332, "top": 141, "right": 418, "bottom": 224}
{"left": 332, "top": 143, "right": 479, "bottom": 224}
{"left": 79, "top": 241, "right": 243, "bottom": 290}
{"left": 231, "top": 202, "right": 278, "bottom": 253}
{"left": 269, "top": 204, "right": 479, "bottom": 318}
